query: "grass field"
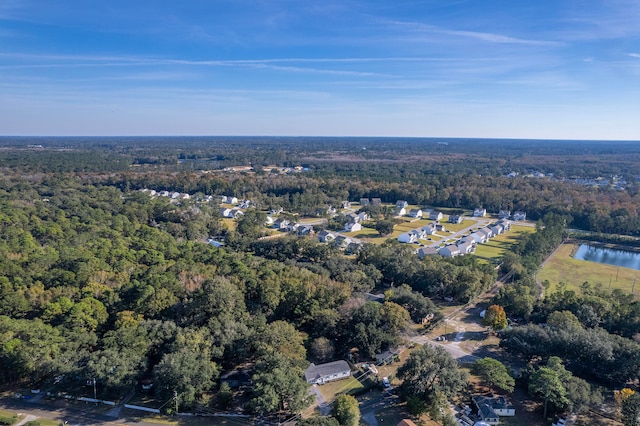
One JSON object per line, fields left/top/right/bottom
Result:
{"left": 443, "top": 218, "right": 478, "bottom": 232}
{"left": 537, "top": 243, "right": 639, "bottom": 295}
{"left": 317, "top": 376, "right": 364, "bottom": 401}
{"left": 472, "top": 225, "right": 535, "bottom": 260}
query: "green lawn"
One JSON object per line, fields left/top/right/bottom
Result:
{"left": 443, "top": 218, "right": 478, "bottom": 232}
{"left": 472, "top": 225, "right": 536, "bottom": 260}
{"left": 317, "top": 376, "right": 364, "bottom": 401}
{"left": 537, "top": 243, "right": 639, "bottom": 295}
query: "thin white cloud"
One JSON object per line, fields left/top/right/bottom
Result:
{"left": 380, "top": 19, "right": 562, "bottom": 46}
{"left": 628, "top": 53, "right": 640, "bottom": 58}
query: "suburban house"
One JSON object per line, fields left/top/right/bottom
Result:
{"left": 357, "top": 212, "right": 370, "bottom": 222}
{"left": 345, "top": 222, "right": 362, "bottom": 232}
{"left": 490, "top": 225, "right": 503, "bottom": 236}
{"left": 360, "top": 198, "right": 370, "bottom": 206}
{"left": 449, "top": 214, "right": 463, "bottom": 224}
{"left": 408, "top": 209, "right": 423, "bottom": 218}
{"left": 264, "top": 216, "right": 275, "bottom": 226}
{"left": 435, "top": 224, "right": 448, "bottom": 232}
{"left": 297, "top": 225, "right": 314, "bottom": 236}
{"left": 304, "top": 360, "right": 351, "bottom": 385}
{"left": 341, "top": 201, "right": 351, "bottom": 209}
{"left": 273, "top": 218, "right": 290, "bottom": 230}
{"left": 429, "top": 211, "right": 444, "bottom": 221}
{"left": 478, "top": 227, "right": 493, "bottom": 239}
{"left": 398, "top": 232, "right": 418, "bottom": 244}
{"left": 269, "top": 207, "right": 284, "bottom": 215}
{"left": 460, "top": 235, "right": 477, "bottom": 245}
{"left": 287, "top": 222, "right": 300, "bottom": 233}
{"left": 371, "top": 198, "right": 382, "bottom": 205}
{"left": 497, "top": 218, "right": 512, "bottom": 231}
{"left": 422, "top": 223, "right": 437, "bottom": 235}
{"left": 417, "top": 247, "right": 439, "bottom": 259}
{"left": 439, "top": 245, "right": 461, "bottom": 257}
{"left": 473, "top": 208, "right": 487, "bottom": 217}
{"left": 499, "top": 210, "right": 511, "bottom": 219}
{"left": 219, "top": 207, "right": 233, "bottom": 218}
{"left": 345, "top": 212, "right": 360, "bottom": 223}
{"left": 513, "top": 211, "right": 527, "bottom": 221}
{"left": 473, "top": 395, "right": 516, "bottom": 425}
{"left": 458, "top": 242, "right": 475, "bottom": 254}
{"left": 230, "top": 209, "right": 244, "bottom": 218}
{"left": 395, "top": 207, "right": 407, "bottom": 216}
{"left": 470, "top": 232, "right": 487, "bottom": 244}
{"left": 396, "top": 200, "right": 409, "bottom": 209}
{"left": 333, "top": 235, "right": 352, "bottom": 248}
{"left": 318, "top": 230, "right": 336, "bottom": 242}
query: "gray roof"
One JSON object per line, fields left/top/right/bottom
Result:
{"left": 304, "top": 360, "right": 350, "bottom": 382}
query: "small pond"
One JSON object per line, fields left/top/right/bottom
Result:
{"left": 573, "top": 244, "right": 640, "bottom": 271}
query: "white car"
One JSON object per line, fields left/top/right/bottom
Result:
{"left": 382, "top": 377, "right": 390, "bottom": 388}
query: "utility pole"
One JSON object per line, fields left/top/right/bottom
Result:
{"left": 174, "top": 390, "right": 178, "bottom": 414}
{"left": 93, "top": 378, "right": 97, "bottom": 403}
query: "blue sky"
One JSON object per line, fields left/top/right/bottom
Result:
{"left": 1, "top": 0, "right": 639, "bottom": 139}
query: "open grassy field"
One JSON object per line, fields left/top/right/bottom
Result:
{"left": 473, "top": 225, "right": 535, "bottom": 260}
{"left": 343, "top": 226, "right": 380, "bottom": 239}
{"left": 537, "top": 243, "right": 639, "bottom": 295}
{"left": 443, "top": 218, "right": 478, "bottom": 232}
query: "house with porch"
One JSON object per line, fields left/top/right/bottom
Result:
{"left": 439, "top": 245, "right": 461, "bottom": 257}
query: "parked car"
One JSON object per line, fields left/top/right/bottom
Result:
{"left": 382, "top": 377, "right": 390, "bottom": 388}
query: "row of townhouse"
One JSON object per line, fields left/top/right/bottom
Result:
{"left": 475, "top": 207, "right": 526, "bottom": 221}
{"left": 140, "top": 189, "right": 253, "bottom": 208}
{"left": 419, "top": 219, "right": 512, "bottom": 259}
{"left": 269, "top": 218, "right": 314, "bottom": 236}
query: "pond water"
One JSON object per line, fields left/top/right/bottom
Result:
{"left": 573, "top": 244, "right": 640, "bottom": 271}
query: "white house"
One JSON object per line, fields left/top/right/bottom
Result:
{"left": 457, "top": 242, "right": 475, "bottom": 254}
{"left": 499, "top": 210, "right": 511, "bottom": 219}
{"left": 439, "top": 245, "right": 461, "bottom": 257}
{"left": 318, "top": 230, "right": 336, "bottom": 242}
{"left": 273, "top": 218, "right": 290, "bottom": 230}
{"left": 227, "top": 196, "right": 239, "bottom": 204}
{"left": 473, "top": 396, "right": 515, "bottom": 425}
{"left": 341, "top": 201, "right": 351, "bottom": 209}
{"left": 429, "top": 211, "right": 444, "bottom": 221}
{"left": 490, "top": 225, "right": 503, "bottom": 236}
{"left": 304, "top": 361, "right": 351, "bottom": 385}
{"left": 395, "top": 207, "right": 407, "bottom": 216}
{"left": 345, "top": 222, "right": 362, "bottom": 232}
{"left": 408, "top": 209, "right": 423, "bottom": 218}
{"left": 357, "top": 212, "right": 370, "bottom": 222}
{"left": 417, "top": 247, "right": 439, "bottom": 259}
{"left": 473, "top": 208, "right": 487, "bottom": 217}
{"left": 396, "top": 200, "right": 409, "bottom": 209}
{"left": 287, "top": 222, "right": 300, "bottom": 232}
{"left": 470, "top": 232, "right": 487, "bottom": 244}
{"left": 398, "top": 232, "right": 418, "bottom": 244}
{"left": 422, "top": 223, "right": 437, "bottom": 235}
{"left": 297, "top": 225, "right": 314, "bottom": 236}
{"left": 265, "top": 216, "right": 275, "bottom": 226}
{"left": 219, "top": 207, "right": 233, "bottom": 218}
{"left": 513, "top": 211, "right": 527, "bottom": 221}
{"left": 448, "top": 215, "right": 463, "bottom": 224}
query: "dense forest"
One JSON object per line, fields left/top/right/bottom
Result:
{"left": 1, "top": 137, "right": 640, "bottom": 424}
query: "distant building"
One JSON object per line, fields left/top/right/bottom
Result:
{"left": 513, "top": 211, "right": 527, "bottom": 221}
{"left": 396, "top": 200, "right": 409, "bottom": 209}
{"left": 345, "top": 222, "right": 362, "bottom": 232}
{"left": 498, "top": 210, "right": 511, "bottom": 219}
{"left": 408, "top": 209, "right": 423, "bottom": 218}
{"left": 371, "top": 198, "right": 382, "bottom": 205}
{"left": 473, "top": 208, "right": 487, "bottom": 217}
{"left": 360, "top": 198, "right": 370, "bottom": 206}
{"left": 449, "top": 215, "right": 463, "bottom": 224}
{"left": 429, "top": 211, "right": 444, "bottom": 221}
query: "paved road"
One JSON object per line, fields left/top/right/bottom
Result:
{"left": 410, "top": 334, "right": 480, "bottom": 362}
{"left": 0, "top": 398, "right": 164, "bottom": 426}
